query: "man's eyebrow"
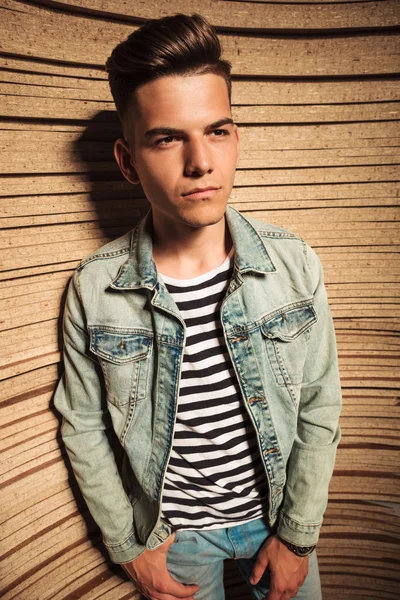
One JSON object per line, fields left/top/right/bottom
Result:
{"left": 208, "top": 118, "right": 235, "bottom": 129}
{"left": 144, "top": 118, "right": 234, "bottom": 138}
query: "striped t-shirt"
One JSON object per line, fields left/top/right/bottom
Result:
{"left": 160, "top": 249, "right": 269, "bottom": 531}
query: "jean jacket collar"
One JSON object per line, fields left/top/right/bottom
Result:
{"left": 110, "top": 205, "right": 276, "bottom": 291}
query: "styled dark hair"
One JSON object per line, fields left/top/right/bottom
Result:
{"left": 106, "top": 13, "right": 232, "bottom": 123}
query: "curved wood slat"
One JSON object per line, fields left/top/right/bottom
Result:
{"left": 2, "top": 71, "right": 400, "bottom": 103}
{"left": 2, "top": 180, "right": 397, "bottom": 203}
{"left": 1, "top": 2, "right": 399, "bottom": 75}
{"left": 3, "top": 89, "right": 400, "bottom": 123}
{"left": 31, "top": 0, "right": 400, "bottom": 30}
{"left": 2, "top": 69, "right": 400, "bottom": 111}
{"left": 2, "top": 121, "right": 398, "bottom": 175}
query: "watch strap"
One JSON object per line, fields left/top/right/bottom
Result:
{"left": 277, "top": 536, "right": 316, "bottom": 557}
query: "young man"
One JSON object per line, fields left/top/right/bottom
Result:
{"left": 54, "top": 13, "right": 341, "bottom": 600}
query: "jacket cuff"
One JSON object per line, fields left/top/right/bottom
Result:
{"left": 103, "top": 527, "right": 146, "bottom": 564}
{"left": 277, "top": 511, "right": 322, "bottom": 547}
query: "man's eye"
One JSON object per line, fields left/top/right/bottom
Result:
{"left": 212, "top": 129, "right": 229, "bottom": 137}
{"left": 155, "top": 136, "right": 178, "bottom": 146}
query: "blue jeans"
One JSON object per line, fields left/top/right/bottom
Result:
{"left": 166, "top": 517, "right": 322, "bottom": 600}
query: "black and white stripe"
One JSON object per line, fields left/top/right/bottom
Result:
{"left": 160, "top": 251, "right": 269, "bottom": 531}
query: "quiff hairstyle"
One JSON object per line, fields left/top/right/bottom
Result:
{"left": 106, "top": 13, "right": 232, "bottom": 124}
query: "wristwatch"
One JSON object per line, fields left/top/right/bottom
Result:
{"left": 277, "top": 536, "right": 316, "bottom": 557}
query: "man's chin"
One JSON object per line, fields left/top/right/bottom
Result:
{"left": 177, "top": 204, "right": 227, "bottom": 229}
{"left": 180, "top": 216, "right": 223, "bottom": 229}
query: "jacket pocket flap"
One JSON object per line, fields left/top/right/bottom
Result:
{"left": 261, "top": 304, "right": 317, "bottom": 342}
{"left": 89, "top": 329, "right": 153, "bottom": 364}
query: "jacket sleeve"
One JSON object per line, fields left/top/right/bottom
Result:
{"left": 277, "top": 244, "right": 342, "bottom": 547}
{"left": 53, "top": 270, "right": 146, "bottom": 563}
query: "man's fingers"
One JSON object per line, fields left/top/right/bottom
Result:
{"left": 266, "top": 583, "right": 299, "bottom": 600}
{"left": 161, "top": 572, "right": 200, "bottom": 598}
{"left": 265, "top": 569, "right": 283, "bottom": 600}
{"left": 145, "top": 577, "right": 199, "bottom": 600}
{"left": 265, "top": 583, "right": 282, "bottom": 600}
{"left": 155, "top": 593, "right": 197, "bottom": 600}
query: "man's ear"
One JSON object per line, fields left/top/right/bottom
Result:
{"left": 113, "top": 138, "right": 140, "bottom": 185}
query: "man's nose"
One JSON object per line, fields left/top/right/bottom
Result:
{"left": 184, "top": 138, "right": 213, "bottom": 177}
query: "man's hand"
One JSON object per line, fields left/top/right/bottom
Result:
{"left": 121, "top": 533, "right": 200, "bottom": 600}
{"left": 250, "top": 535, "right": 308, "bottom": 600}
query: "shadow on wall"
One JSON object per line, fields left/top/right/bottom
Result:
{"left": 55, "top": 109, "right": 148, "bottom": 388}
{"left": 73, "top": 110, "right": 149, "bottom": 237}
{"left": 52, "top": 109, "right": 253, "bottom": 600}
{"left": 50, "top": 109, "right": 149, "bottom": 590}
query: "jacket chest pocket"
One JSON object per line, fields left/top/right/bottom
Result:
{"left": 89, "top": 328, "right": 153, "bottom": 407}
{"left": 261, "top": 303, "right": 317, "bottom": 387}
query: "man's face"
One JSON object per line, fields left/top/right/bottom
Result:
{"left": 114, "top": 73, "right": 240, "bottom": 230}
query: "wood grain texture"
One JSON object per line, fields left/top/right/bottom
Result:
{"left": 1, "top": 2, "right": 399, "bottom": 599}
{"left": 1, "top": 1, "right": 400, "bottom": 75}
{"left": 29, "top": 0, "right": 400, "bottom": 30}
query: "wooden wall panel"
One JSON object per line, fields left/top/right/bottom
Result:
{"left": 29, "top": 0, "right": 400, "bottom": 30}
{"left": 1, "top": 1, "right": 399, "bottom": 599}
{"left": 1, "top": 1, "right": 399, "bottom": 74}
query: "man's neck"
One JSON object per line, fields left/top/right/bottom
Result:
{"left": 152, "top": 215, "right": 232, "bottom": 280}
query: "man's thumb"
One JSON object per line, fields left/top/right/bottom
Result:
{"left": 161, "top": 531, "right": 176, "bottom": 549}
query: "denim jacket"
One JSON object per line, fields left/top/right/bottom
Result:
{"left": 54, "top": 205, "right": 341, "bottom": 564}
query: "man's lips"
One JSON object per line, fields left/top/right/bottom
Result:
{"left": 182, "top": 186, "right": 220, "bottom": 198}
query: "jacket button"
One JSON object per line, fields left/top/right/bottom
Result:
{"left": 264, "top": 447, "right": 279, "bottom": 455}
{"left": 249, "top": 397, "right": 264, "bottom": 404}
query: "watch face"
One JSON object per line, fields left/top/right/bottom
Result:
{"left": 296, "top": 546, "right": 315, "bottom": 556}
